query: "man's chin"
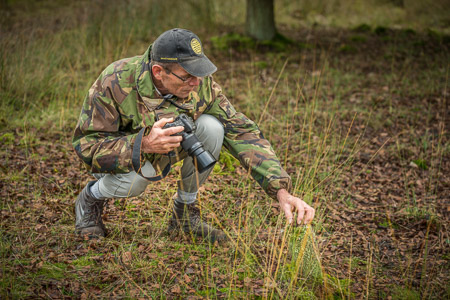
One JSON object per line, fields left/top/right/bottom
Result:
{"left": 174, "top": 93, "right": 189, "bottom": 99}
{"left": 176, "top": 90, "right": 196, "bottom": 99}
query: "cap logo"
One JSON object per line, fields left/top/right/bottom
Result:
{"left": 190, "top": 38, "right": 202, "bottom": 55}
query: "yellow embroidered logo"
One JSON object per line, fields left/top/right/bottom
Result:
{"left": 190, "top": 38, "right": 202, "bottom": 55}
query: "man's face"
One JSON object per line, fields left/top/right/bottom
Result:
{"left": 155, "top": 64, "right": 202, "bottom": 99}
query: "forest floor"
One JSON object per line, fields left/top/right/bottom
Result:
{"left": 1, "top": 20, "right": 449, "bottom": 299}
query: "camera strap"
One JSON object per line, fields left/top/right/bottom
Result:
{"left": 156, "top": 96, "right": 191, "bottom": 111}
{"left": 132, "top": 127, "right": 171, "bottom": 181}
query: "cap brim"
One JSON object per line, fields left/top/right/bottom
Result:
{"left": 179, "top": 55, "right": 217, "bottom": 77}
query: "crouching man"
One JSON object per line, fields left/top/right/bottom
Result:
{"left": 72, "top": 28, "right": 315, "bottom": 243}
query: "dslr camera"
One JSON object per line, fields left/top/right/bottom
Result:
{"left": 163, "top": 114, "right": 216, "bottom": 173}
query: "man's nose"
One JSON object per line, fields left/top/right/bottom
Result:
{"left": 189, "top": 77, "right": 201, "bottom": 86}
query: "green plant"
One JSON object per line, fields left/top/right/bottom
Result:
{"left": 391, "top": 286, "right": 420, "bottom": 300}
{"left": 0, "top": 132, "right": 14, "bottom": 145}
{"left": 412, "top": 158, "right": 428, "bottom": 170}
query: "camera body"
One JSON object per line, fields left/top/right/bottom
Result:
{"left": 163, "top": 113, "right": 197, "bottom": 136}
{"left": 163, "top": 114, "right": 216, "bottom": 173}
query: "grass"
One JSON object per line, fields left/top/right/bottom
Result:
{"left": 1, "top": 0, "right": 449, "bottom": 299}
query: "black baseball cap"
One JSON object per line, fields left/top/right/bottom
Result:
{"left": 150, "top": 28, "right": 217, "bottom": 77}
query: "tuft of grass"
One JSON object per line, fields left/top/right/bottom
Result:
{"left": 412, "top": 158, "right": 428, "bottom": 170}
{"left": 391, "top": 286, "right": 421, "bottom": 300}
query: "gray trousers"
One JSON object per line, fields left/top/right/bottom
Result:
{"left": 92, "top": 114, "right": 224, "bottom": 203}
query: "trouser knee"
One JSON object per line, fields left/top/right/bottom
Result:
{"left": 194, "top": 114, "right": 224, "bottom": 159}
{"left": 93, "top": 162, "right": 155, "bottom": 198}
{"left": 178, "top": 114, "right": 224, "bottom": 194}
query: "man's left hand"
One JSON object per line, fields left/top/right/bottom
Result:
{"left": 277, "top": 189, "right": 315, "bottom": 225}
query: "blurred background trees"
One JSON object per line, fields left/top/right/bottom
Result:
{"left": 0, "top": 0, "right": 448, "bottom": 126}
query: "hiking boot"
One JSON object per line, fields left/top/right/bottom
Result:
{"left": 75, "top": 181, "right": 107, "bottom": 238}
{"left": 168, "top": 201, "right": 226, "bottom": 243}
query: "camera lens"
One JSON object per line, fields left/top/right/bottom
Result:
{"left": 192, "top": 148, "right": 216, "bottom": 173}
{"left": 164, "top": 114, "right": 217, "bottom": 173}
{"left": 181, "top": 133, "right": 216, "bottom": 173}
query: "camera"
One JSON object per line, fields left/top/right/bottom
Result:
{"left": 163, "top": 114, "right": 216, "bottom": 173}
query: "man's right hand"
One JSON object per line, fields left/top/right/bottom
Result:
{"left": 141, "top": 118, "right": 184, "bottom": 154}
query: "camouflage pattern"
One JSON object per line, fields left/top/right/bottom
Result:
{"left": 73, "top": 45, "right": 292, "bottom": 199}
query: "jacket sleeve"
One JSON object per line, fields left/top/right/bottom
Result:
{"left": 205, "top": 80, "right": 292, "bottom": 199}
{"left": 72, "top": 75, "right": 140, "bottom": 174}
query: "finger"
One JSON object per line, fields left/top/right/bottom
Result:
{"left": 163, "top": 126, "right": 184, "bottom": 136}
{"left": 163, "top": 135, "right": 183, "bottom": 143}
{"left": 281, "top": 203, "right": 294, "bottom": 224}
{"left": 153, "top": 143, "right": 181, "bottom": 154}
{"left": 165, "top": 142, "right": 181, "bottom": 150}
{"left": 303, "top": 205, "right": 315, "bottom": 224}
{"left": 153, "top": 118, "right": 174, "bottom": 129}
{"left": 296, "top": 202, "right": 305, "bottom": 225}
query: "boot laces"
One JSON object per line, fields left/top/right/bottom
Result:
{"left": 83, "top": 199, "right": 106, "bottom": 225}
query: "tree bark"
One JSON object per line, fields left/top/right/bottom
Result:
{"left": 246, "top": 0, "right": 276, "bottom": 41}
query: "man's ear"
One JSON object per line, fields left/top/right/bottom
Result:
{"left": 151, "top": 65, "right": 164, "bottom": 80}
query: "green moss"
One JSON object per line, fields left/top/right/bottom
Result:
{"left": 374, "top": 26, "right": 388, "bottom": 36}
{"left": 72, "top": 256, "right": 95, "bottom": 267}
{"left": 36, "top": 262, "right": 69, "bottom": 280}
{"left": 259, "top": 32, "right": 295, "bottom": 51}
{"left": 210, "top": 33, "right": 255, "bottom": 51}
{"left": 353, "top": 24, "right": 371, "bottom": 32}
{"left": 349, "top": 35, "right": 367, "bottom": 42}
{"left": 211, "top": 32, "right": 296, "bottom": 52}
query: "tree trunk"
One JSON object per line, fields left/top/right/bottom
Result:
{"left": 246, "top": 0, "right": 276, "bottom": 41}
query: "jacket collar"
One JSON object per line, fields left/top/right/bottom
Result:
{"left": 135, "top": 44, "right": 165, "bottom": 109}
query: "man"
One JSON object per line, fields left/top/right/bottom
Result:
{"left": 73, "top": 28, "right": 314, "bottom": 242}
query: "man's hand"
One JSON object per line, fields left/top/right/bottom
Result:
{"left": 277, "top": 189, "right": 315, "bottom": 225}
{"left": 141, "top": 118, "right": 184, "bottom": 154}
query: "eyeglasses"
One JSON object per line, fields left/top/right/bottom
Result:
{"left": 164, "top": 68, "right": 200, "bottom": 83}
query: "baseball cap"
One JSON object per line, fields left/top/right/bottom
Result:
{"left": 150, "top": 28, "right": 217, "bottom": 77}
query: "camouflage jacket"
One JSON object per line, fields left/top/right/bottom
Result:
{"left": 73, "top": 45, "right": 292, "bottom": 199}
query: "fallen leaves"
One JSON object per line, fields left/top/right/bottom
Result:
{"left": 1, "top": 24, "right": 449, "bottom": 300}
{"left": 122, "top": 251, "right": 132, "bottom": 265}
{"left": 170, "top": 284, "right": 181, "bottom": 294}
